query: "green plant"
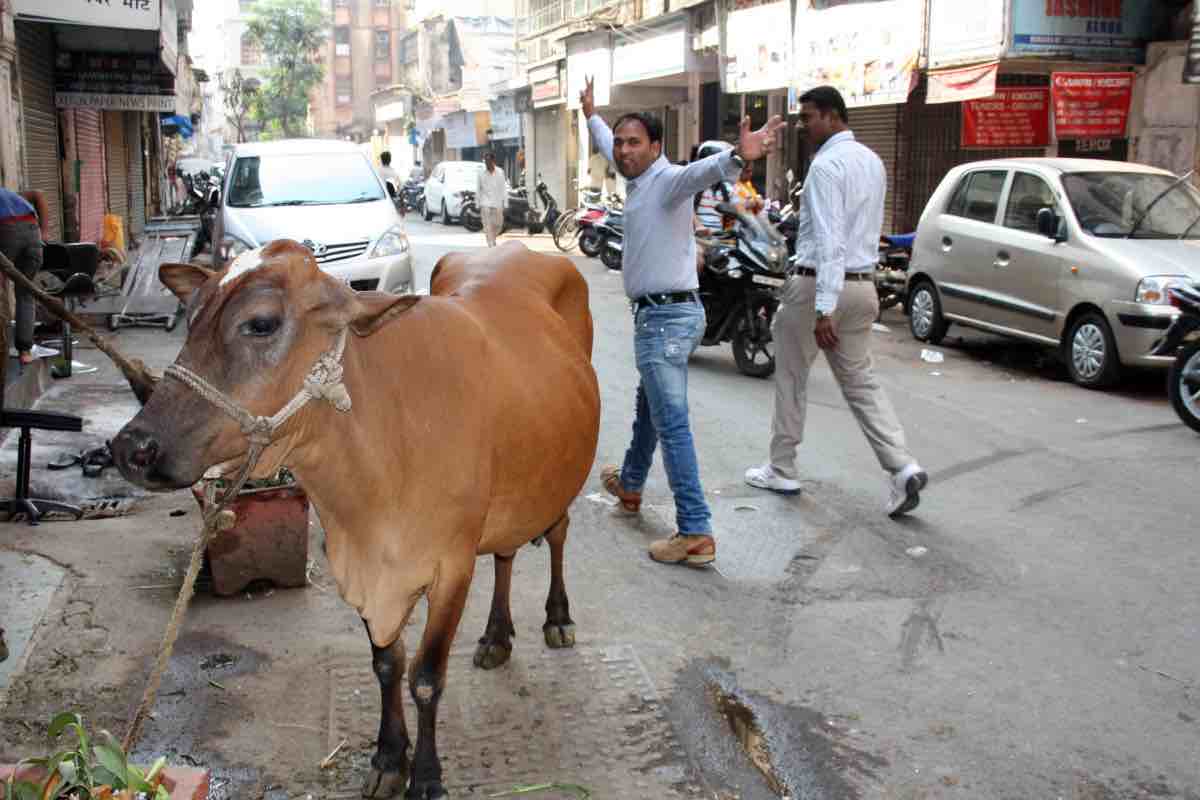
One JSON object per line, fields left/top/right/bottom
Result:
{"left": 4, "top": 712, "right": 169, "bottom": 799}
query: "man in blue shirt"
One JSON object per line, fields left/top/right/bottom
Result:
{"left": 0, "top": 188, "right": 48, "bottom": 366}
{"left": 585, "top": 77, "right": 784, "bottom": 567}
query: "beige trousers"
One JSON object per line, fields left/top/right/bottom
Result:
{"left": 482, "top": 207, "right": 503, "bottom": 247}
{"left": 769, "top": 274, "right": 913, "bottom": 477}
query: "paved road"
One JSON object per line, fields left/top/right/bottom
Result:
{"left": 401, "top": 217, "right": 1199, "bottom": 799}
{"left": 1, "top": 218, "right": 1195, "bottom": 800}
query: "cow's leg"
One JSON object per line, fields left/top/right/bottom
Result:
{"left": 473, "top": 552, "right": 516, "bottom": 670}
{"left": 542, "top": 514, "right": 576, "bottom": 649}
{"left": 364, "top": 627, "right": 410, "bottom": 799}
{"left": 407, "top": 565, "right": 473, "bottom": 799}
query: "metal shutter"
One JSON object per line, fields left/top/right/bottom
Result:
{"left": 15, "top": 21, "right": 62, "bottom": 241}
{"left": 900, "top": 76, "right": 1047, "bottom": 231}
{"left": 104, "top": 111, "right": 128, "bottom": 236}
{"left": 74, "top": 109, "right": 107, "bottom": 244}
{"left": 850, "top": 104, "right": 902, "bottom": 234}
{"left": 126, "top": 113, "right": 146, "bottom": 236}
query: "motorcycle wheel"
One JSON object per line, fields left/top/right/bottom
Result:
{"left": 579, "top": 229, "right": 602, "bottom": 258}
{"left": 462, "top": 207, "right": 483, "bottom": 232}
{"left": 732, "top": 305, "right": 776, "bottom": 379}
{"left": 600, "top": 243, "right": 622, "bottom": 271}
{"left": 1168, "top": 342, "right": 1200, "bottom": 433}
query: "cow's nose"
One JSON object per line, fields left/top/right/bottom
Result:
{"left": 111, "top": 426, "right": 160, "bottom": 475}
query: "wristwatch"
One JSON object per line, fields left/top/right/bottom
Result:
{"left": 729, "top": 149, "right": 747, "bottom": 170}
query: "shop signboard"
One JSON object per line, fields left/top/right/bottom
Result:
{"left": 532, "top": 76, "right": 562, "bottom": 105}
{"left": 1050, "top": 71, "right": 1134, "bottom": 139}
{"left": 724, "top": 1, "right": 790, "bottom": 94}
{"left": 566, "top": 34, "right": 611, "bottom": 110}
{"left": 444, "top": 112, "right": 478, "bottom": 150}
{"left": 1009, "top": 0, "right": 1156, "bottom": 64}
{"left": 927, "top": 0, "right": 1006, "bottom": 68}
{"left": 375, "top": 100, "right": 407, "bottom": 124}
{"left": 613, "top": 20, "right": 688, "bottom": 86}
{"left": 792, "top": 0, "right": 922, "bottom": 108}
{"left": 961, "top": 87, "right": 1051, "bottom": 149}
{"left": 489, "top": 95, "right": 520, "bottom": 140}
{"left": 12, "top": 0, "right": 160, "bottom": 29}
{"left": 927, "top": 62, "right": 999, "bottom": 105}
{"left": 54, "top": 50, "right": 176, "bottom": 112}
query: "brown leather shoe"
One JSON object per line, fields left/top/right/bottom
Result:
{"left": 600, "top": 464, "right": 641, "bottom": 513}
{"left": 648, "top": 534, "right": 715, "bottom": 567}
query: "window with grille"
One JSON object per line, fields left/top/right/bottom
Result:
{"left": 335, "top": 26, "right": 351, "bottom": 56}
{"left": 336, "top": 77, "right": 352, "bottom": 106}
{"left": 240, "top": 34, "right": 262, "bottom": 65}
{"left": 374, "top": 30, "right": 390, "bottom": 61}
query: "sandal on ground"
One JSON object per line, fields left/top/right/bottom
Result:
{"left": 600, "top": 464, "right": 641, "bottom": 513}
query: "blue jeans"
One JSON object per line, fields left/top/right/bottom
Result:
{"left": 620, "top": 300, "right": 711, "bottom": 535}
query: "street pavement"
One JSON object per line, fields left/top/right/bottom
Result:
{"left": 0, "top": 217, "right": 1197, "bottom": 800}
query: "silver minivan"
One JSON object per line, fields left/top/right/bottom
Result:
{"left": 907, "top": 158, "right": 1200, "bottom": 387}
{"left": 216, "top": 139, "right": 412, "bottom": 293}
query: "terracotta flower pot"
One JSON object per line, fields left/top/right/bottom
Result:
{"left": 191, "top": 481, "right": 310, "bottom": 597}
{"left": 0, "top": 764, "right": 209, "bottom": 799}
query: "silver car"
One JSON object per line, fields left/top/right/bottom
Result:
{"left": 907, "top": 158, "right": 1200, "bottom": 387}
{"left": 216, "top": 139, "right": 413, "bottom": 293}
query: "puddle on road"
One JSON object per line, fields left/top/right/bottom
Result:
{"left": 668, "top": 660, "right": 885, "bottom": 800}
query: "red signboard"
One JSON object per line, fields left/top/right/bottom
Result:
{"left": 927, "top": 61, "right": 999, "bottom": 105}
{"left": 961, "top": 87, "right": 1050, "bottom": 149}
{"left": 1050, "top": 71, "right": 1134, "bottom": 139}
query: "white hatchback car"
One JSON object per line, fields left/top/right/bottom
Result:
{"left": 216, "top": 139, "right": 412, "bottom": 293}
{"left": 423, "top": 161, "right": 500, "bottom": 224}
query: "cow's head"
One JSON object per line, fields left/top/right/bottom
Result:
{"left": 112, "top": 239, "right": 416, "bottom": 490}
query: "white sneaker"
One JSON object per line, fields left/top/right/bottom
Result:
{"left": 744, "top": 464, "right": 802, "bottom": 495}
{"left": 887, "top": 463, "right": 928, "bottom": 518}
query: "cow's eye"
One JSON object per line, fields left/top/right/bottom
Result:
{"left": 240, "top": 315, "right": 281, "bottom": 337}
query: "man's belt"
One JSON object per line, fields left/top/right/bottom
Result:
{"left": 633, "top": 290, "right": 699, "bottom": 310}
{"left": 794, "top": 266, "right": 873, "bottom": 281}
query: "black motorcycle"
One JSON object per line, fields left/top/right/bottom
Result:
{"left": 698, "top": 204, "right": 790, "bottom": 378}
{"left": 461, "top": 175, "right": 560, "bottom": 236}
{"left": 597, "top": 209, "right": 624, "bottom": 270}
{"left": 1152, "top": 282, "right": 1200, "bottom": 432}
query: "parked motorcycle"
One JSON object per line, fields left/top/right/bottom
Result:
{"left": 459, "top": 190, "right": 485, "bottom": 232}
{"left": 460, "top": 174, "right": 560, "bottom": 236}
{"left": 170, "top": 169, "right": 220, "bottom": 256}
{"left": 698, "top": 203, "right": 790, "bottom": 378}
{"left": 1152, "top": 282, "right": 1200, "bottom": 432}
{"left": 595, "top": 208, "right": 625, "bottom": 270}
{"left": 556, "top": 191, "right": 621, "bottom": 253}
{"left": 876, "top": 232, "right": 914, "bottom": 312}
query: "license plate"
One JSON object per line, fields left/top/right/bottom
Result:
{"left": 752, "top": 274, "right": 786, "bottom": 287}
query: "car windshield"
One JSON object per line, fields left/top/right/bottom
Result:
{"left": 1061, "top": 171, "right": 1200, "bottom": 238}
{"left": 226, "top": 152, "right": 385, "bottom": 208}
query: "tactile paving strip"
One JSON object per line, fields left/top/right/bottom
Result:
{"left": 320, "top": 644, "right": 698, "bottom": 798}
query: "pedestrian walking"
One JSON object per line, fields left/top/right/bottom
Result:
{"left": 478, "top": 151, "right": 507, "bottom": 247}
{"left": 583, "top": 75, "right": 784, "bottom": 566}
{"left": 0, "top": 188, "right": 48, "bottom": 366}
{"left": 743, "top": 86, "right": 927, "bottom": 517}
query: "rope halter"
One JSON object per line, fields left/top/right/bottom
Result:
{"left": 163, "top": 326, "right": 352, "bottom": 457}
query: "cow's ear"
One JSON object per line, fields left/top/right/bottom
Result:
{"left": 349, "top": 292, "right": 421, "bottom": 336}
{"left": 160, "top": 262, "right": 216, "bottom": 302}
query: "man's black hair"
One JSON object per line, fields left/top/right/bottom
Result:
{"left": 380, "top": 150, "right": 392, "bottom": 165}
{"left": 485, "top": 150, "right": 496, "bottom": 160}
{"left": 613, "top": 112, "right": 664, "bottom": 144}
{"left": 798, "top": 85, "right": 849, "bottom": 124}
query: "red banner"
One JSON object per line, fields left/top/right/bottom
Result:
{"left": 1051, "top": 71, "right": 1134, "bottom": 139}
{"left": 961, "top": 87, "right": 1050, "bottom": 149}
{"left": 927, "top": 62, "right": 999, "bottom": 105}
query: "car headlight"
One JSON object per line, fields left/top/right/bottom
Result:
{"left": 1135, "top": 275, "right": 1187, "bottom": 305}
{"left": 220, "top": 234, "right": 253, "bottom": 262}
{"left": 370, "top": 225, "right": 409, "bottom": 258}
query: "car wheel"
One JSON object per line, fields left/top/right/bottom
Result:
{"left": 422, "top": 199, "right": 431, "bottom": 221}
{"left": 1065, "top": 310, "right": 1122, "bottom": 389}
{"left": 908, "top": 280, "right": 949, "bottom": 345}
{"left": 442, "top": 201, "right": 452, "bottom": 225}
{"left": 1168, "top": 342, "right": 1200, "bottom": 433}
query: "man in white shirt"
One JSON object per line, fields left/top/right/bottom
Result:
{"left": 378, "top": 151, "right": 401, "bottom": 195}
{"left": 477, "top": 151, "right": 508, "bottom": 247}
{"left": 744, "top": 86, "right": 927, "bottom": 517}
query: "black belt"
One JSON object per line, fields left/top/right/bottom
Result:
{"left": 633, "top": 291, "right": 699, "bottom": 310}
{"left": 794, "top": 267, "right": 873, "bottom": 281}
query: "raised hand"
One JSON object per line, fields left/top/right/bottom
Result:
{"left": 738, "top": 114, "right": 786, "bottom": 162}
{"left": 580, "top": 75, "right": 595, "bottom": 119}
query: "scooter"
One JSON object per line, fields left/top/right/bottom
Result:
{"left": 1152, "top": 282, "right": 1200, "bottom": 432}
{"left": 595, "top": 209, "right": 624, "bottom": 270}
{"left": 876, "top": 232, "right": 914, "bottom": 312}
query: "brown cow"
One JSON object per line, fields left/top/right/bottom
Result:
{"left": 111, "top": 239, "right": 601, "bottom": 799}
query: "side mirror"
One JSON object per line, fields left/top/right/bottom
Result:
{"left": 1036, "top": 207, "right": 1062, "bottom": 240}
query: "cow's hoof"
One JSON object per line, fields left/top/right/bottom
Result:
{"left": 473, "top": 640, "right": 512, "bottom": 670}
{"left": 405, "top": 779, "right": 447, "bottom": 799}
{"left": 363, "top": 767, "right": 407, "bottom": 798}
{"left": 543, "top": 622, "right": 576, "bottom": 649}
